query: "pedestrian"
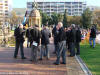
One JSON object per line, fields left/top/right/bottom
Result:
{"left": 75, "top": 26, "right": 81, "bottom": 55}
{"left": 89, "top": 25, "right": 96, "bottom": 48}
{"left": 39, "top": 25, "right": 51, "bottom": 60}
{"left": 66, "top": 27, "right": 71, "bottom": 52}
{"left": 54, "top": 22, "right": 66, "bottom": 65}
{"left": 14, "top": 24, "right": 26, "bottom": 59}
{"left": 26, "top": 27, "right": 33, "bottom": 48}
{"left": 52, "top": 25, "right": 59, "bottom": 54}
{"left": 30, "top": 25, "right": 41, "bottom": 62}
{"left": 69, "top": 24, "right": 76, "bottom": 57}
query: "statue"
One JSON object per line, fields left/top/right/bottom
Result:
{"left": 29, "top": 0, "right": 41, "bottom": 29}
{"left": 32, "top": 0, "right": 38, "bottom": 10}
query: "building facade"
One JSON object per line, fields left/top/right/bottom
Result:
{"left": 27, "top": 1, "right": 86, "bottom": 17}
{"left": 0, "top": 0, "right": 10, "bottom": 26}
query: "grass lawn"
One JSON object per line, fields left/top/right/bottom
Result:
{"left": 80, "top": 44, "right": 100, "bottom": 75}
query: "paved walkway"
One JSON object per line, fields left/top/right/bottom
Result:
{"left": 66, "top": 55, "right": 85, "bottom": 75}
{"left": 0, "top": 46, "right": 67, "bottom": 75}
{"left": 0, "top": 38, "right": 85, "bottom": 75}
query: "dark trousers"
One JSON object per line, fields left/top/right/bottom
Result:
{"left": 40, "top": 44, "right": 49, "bottom": 59}
{"left": 69, "top": 42, "right": 75, "bottom": 56}
{"left": 54, "top": 44, "right": 58, "bottom": 53}
{"left": 31, "top": 45, "right": 38, "bottom": 62}
{"left": 56, "top": 41, "right": 66, "bottom": 64}
{"left": 14, "top": 42, "right": 24, "bottom": 58}
{"left": 66, "top": 41, "right": 70, "bottom": 52}
{"left": 75, "top": 42, "right": 80, "bottom": 54}
{"left": 54, "top": 38, "right": 58, "bottom": 53}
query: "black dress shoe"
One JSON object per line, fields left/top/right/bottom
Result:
{"left": 14, "top": 56, "right": 17, "bottom": 59}
{"left": 53, "top": 62, "right": 59, "bottom": 65}
{"left": 39, "top": 58, "right": 43, "bottom": 60}
{"left": 22, "top": 57, "right": 27, "bottom": 59}
{"left": 29, "top": 60, "right": 32, "bottom": 61}
{"left": 61, "top": 62, "right": 66, "bottom": 64}
{"left": 68, "top": 55, "right": 75, "bottom": 57}
{"left": 76, "top": 53, "right": 80, "bottom": 55}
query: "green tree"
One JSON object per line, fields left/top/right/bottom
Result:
{"left": 63, "top": 9, "right": 68, "bottom": 27}
{"left": 92, "top": 10, "right": 100, "bottom": 27}
{"left": 82, "top": 8, "right": 92, "bottom": 29}
{"left": 51, "top": 12, "right": 64, "bottom": 25}
{"left": 70, "top": 16, "right": 82, "bottom": 26}
{"left": 40, "top": 10, "right": 53, "bottom": 26}
{"left": 9, "top": 11, "right": 18, "bottom": 30}
{"left": 51, "top": 12, "right": 58, "bottom": 25}
{"left": 41, "top": 11, "right": 63, "bottom": 26}
{"left": 48, "top": 17, "right": 53, "bottom": 25}
{"left": 41, "top": 13, "right": 49, "bottom": 25}
{"left": 58, "top": 13, "right": 63, "bottom": 22}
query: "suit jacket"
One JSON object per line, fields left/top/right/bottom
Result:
{"left": 30, "top": 27, "right": 41, "bottom": 44}
{"left": 76, "top": 29, "right": 81, "bottom": 42}
{"left": 41, "top": 28, "right": 51, "bottom": 45}
{"left": 14, "top": 27, "right": 25, "bottom": 43}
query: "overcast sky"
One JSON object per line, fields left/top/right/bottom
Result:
{"left": 12, "top": 0, "right": 100, "bottom": 8}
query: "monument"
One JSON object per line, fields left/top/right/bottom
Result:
{"left": 29, "top": 1, "right": 41, "bottom": 29}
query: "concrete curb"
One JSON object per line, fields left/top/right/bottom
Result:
{"left": 75, "top": 55, "right": 92, "bottom": 75}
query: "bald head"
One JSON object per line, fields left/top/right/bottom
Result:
{"left": 57, "top": 22, "right": 63, "bottom": 28}
{"left": 19, "top": 24, "right": 23, "bottom": 29}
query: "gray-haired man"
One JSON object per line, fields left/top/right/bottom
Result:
{"left": 54, "top": 22, "right": 66, "bottom": 65}
{"left": 14, "top": 24, "right": 26, "bottom": 59}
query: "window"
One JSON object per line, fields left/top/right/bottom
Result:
{"left": 79, "top": 9, "right": 82, "bottom": 11}
{"left": 5, "top": 10, "right": 8, "bottom": 13}
{"left": 74, "top": 9, "right": 78, "bottom": 11}
{"left": 27, "top": 5, "right": 32, "bottom": 8}
{"left": 27, "top": 2, "right": 32, "bottom": 5}
{"left": 0, "top": 3, "right": 3, "bottom": 5}
{"left": 5, "top": 4, "right": 8, "bottom": 6}
{"left": 68, "top": 13, "right": 71, "bottom": 15}
{"left": 5, "top": 1, "right": 8, "bottom": 3}
{"left": 5, "top": 7, "right": 8, "bottom": 9}
{"left": 5, "top": 13, "right": 8, "bottom": 16}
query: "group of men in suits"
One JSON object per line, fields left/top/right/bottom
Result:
{"left": 14, "top": 22, "right": 82, "bottom": 65}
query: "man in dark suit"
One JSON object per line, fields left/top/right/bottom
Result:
{"left": 75, "top": 26, "right": 81, "bottom": 55}
{"left": 14, "top": 24, "right": 26, "bottom": 59}
{"left": 39, "top": 25, "right": 51, "bottom": 60}
{"left": 30, "top": 25, "right": 41, "bottom": 62}
{"left": 54, "top": 22, "right": 66, "bottom": 65}
{"left": 69, "top": 24, "right": 76, "bottom": 57}
{"left": 66, "top": 27, "right": 71, "bottom": 52}
{"left": 26, "top": 27, "right": 33, "bottom": 48}
{"left": 52, "top": 25, "right": 59, "bottom": 54}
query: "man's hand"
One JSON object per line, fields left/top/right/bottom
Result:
{"left": 56, "top": 25, "right": 59, "bottom": 30}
